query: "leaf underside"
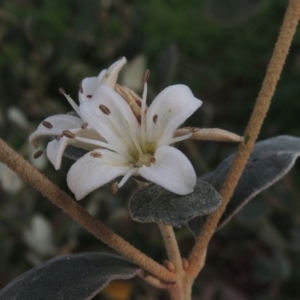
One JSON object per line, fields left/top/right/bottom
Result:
{"left": 129, "top": 180, "right": 221, "bottom": 227}
{"left": 188, "top": 135, "right": 300, "bottom": 237}
{"left": 0, "top": 252, "right": 140, "bottom": 300}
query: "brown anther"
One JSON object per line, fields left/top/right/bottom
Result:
{"left": 58, "top": 87, "right": 66, "bottom": 94}
{"left": 99, "top": 104, "right": 111, "bottom": 115}
{"left": 136, "top": 115, "right": 141, "bottom": 124}
{"left": 33, "top": 149, "right": 44, "bottom": 159}
{"left": 182, "top": 258, "right": 189, "bottom": 271}
{"left": 86, "top": 95, "right": 92, "bottom": 98}
{"left": 104, "top": 72, "right": 109, "bottom": 78}
{"left": 42, "top": 121, "right": 53, "bottom": 129}
{"left": 142, "top": 69, "right": 150, "bottom": 83}
{"left": 56, "top": 133, "right": 63, "bottom": 141}
{"left": 135, "top": 99, "right": 142, "bottom": 107}
{"left": 164, "top": 260, "right": 176, "bottom": 273}
{"left": 90, "top": 151, "right": 102, "bottom": 158}
{"left": 81, "top": 122, "right": 88, "bottom": 129}
{"left": 150, "top": 156, "right": 156, "bottom": 164}
{"left": 111, "top": 182, "right": 119, "bottom": 194}
{"left": 153, "top": 114, "right": 158, "bottom": 124}
{"left": 62, "top": 130, "right": 75, "bottom": 139}
{"left": 78, "top": 82, "right": 83, "bottom": 94}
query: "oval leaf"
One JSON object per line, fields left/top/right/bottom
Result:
{"left": 188, "top": 135, "right": 300, "bottom": 237}
{"left": 0, "top": 253, "right": 140, "bottom": 300}
{"left": 129, "top": 180, "right": 221, "bottom": 227}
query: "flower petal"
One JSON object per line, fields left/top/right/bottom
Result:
{"left": 46, "top": 128, "right": 103, "bottom": 170}
{"left": 100, "top": 57, "right": 127, "bottom": 88}
{"left": 145, "top": 85, "right": 202, "bottom": 146}
{"left": 139, "top": 146, "right": 196, "bottom": 195}
{"left": 67, "top": 149, "right": 131, "bottom": 200}
{"left": 79, "top": 85, "right": 140, "bottom": 159}
{"left": 29, "top": 115, "right": 83, "bottom": 148}
{"left": 78, "top": 70, "right": 106, "bottom": 104}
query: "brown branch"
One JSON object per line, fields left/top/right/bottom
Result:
{"left": 187, "top": 0, "right": 300, "bottom": 278}
{"left": 0, "top": 138, "right": 175, "bottom": 282}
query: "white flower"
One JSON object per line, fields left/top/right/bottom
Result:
{"left": 30, "top": 57, "right": 202, "bottom": 200}
{"left": 69, "top": 61, "right": 202, "bottom": 200}
{"left": 29, "top": 58, "right": 127, "bottom": 169}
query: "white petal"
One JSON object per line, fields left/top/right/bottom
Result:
{"left": 67, "top": 149, "right": 131, "bottom": 200}
{"left": 79, "top": 85, "right": 140, "bottom": 158}
{"left": 100, "top": 57, "right": 127, "bottom": 88}
{"left": 139, "top": 146, "right": 197, "bottom": 195}
{"left": 29, "top": 115, "right": 83, "bottom": 148}
{"left": 46, "top": 128, "right": 103, "bottom": 170}
{"left": 145, "top": 85, "right": 202, "bottom": 146}
{"left": 78, "top": 70, "right": 106, "bottom": 104}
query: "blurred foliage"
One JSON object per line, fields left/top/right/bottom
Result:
{"left": 1, "top": 0, "right": 300, "bottom": 299}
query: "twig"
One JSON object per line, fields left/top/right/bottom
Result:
{"left": 0, "top": 138, "right": 176, "bottom": 282}
{"left": 158, "top": 224, "right": 182, "bottom": 273}
{"left": 187, "top": 0, "right": 300, "bottom": 278}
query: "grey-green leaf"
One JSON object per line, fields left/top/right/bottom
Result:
{"left": 205, "top": 0, "right": 266, "bottom": 26}
{"left": 129, "top": 180, "right": 221, "bottom": 227}
{"left": 0, "top": 253, "right": 140, "bottom": 300}
{"left": 188, "top": 135, "right": 300, "bottom": 237}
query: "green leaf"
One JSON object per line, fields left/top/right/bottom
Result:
{"left": 188, "top": 135, "right": 300, "bottom": 237}
{"left": 0, "top": 253, "right": 140, "bottom": 300}
{"left": 129, "top": 180, "right": 221, "bottom": 227}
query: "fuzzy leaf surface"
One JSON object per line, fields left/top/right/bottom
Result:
{"left": 188, "top": 135, "right": 300, "bottom": 237}
{"left": 129, "top": 180, "right": 221, "bottom": 227}
{"left": 0, "top": 253, "right": 140, "bottom": 300}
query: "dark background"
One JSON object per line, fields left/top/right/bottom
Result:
{"left": 1, "top": 0, "right": 300, "bottom": 299}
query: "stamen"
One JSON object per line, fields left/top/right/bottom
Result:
{"left": 81, "top": 122, "right": 88, "bottom": 129}
{"left": 34, "top": 149, "right": 44, "bottom": 159}
{"left": 153, "top": 114, "right": 158, "bottom": 124}
{"left": 168, "top": 132, "right": 193, "bottom": 144}
{"left": 62, "top": 130, "right": 76, "bottom": 139}
{"left": 58, "top": 88, "right": 82, "bottom": 118}
{"left": 90, "top": 151, "right": 102, "bottom": 158}
{"left": 150, "top": 156, "right": 156, "bottom": 164}
{"left": 87, "top": 95, "right": 92, "bottom": 98}
{"left": 111, "top": 182, "right": 119, "bottom": 194}
{"left": 125, "top": 121, "right": 143, "bottom": 154}
{"left": 56, "top": 133, "right": 63, "bottom": 141}
{"left": 99, "top": 104, "right": 111, "bottom": 115}
{"left": 74, "top": 136, "right": 132, "bottom": 161}
{"left": 118, "top": 168, "right": 138, "bottom": 188}
{"left": 42, "top": 121, "right": 53, "bottom": 129}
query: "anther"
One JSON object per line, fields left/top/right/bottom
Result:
{"left": 62, "top": 130, "right": 75, "bottom": 139}
{"left": 42, "top": 121, "right": 53, "bottom": 129}
{"left": 111, "top": 182, "right": 119, "bottom": 194}
{"left": 99, "top": 104, "right": 111, "bottom": 115}
{"left": 81, "top": 122, "right": 88, "bottom": 129}
{"left": 90, "top": 151, "right": 102, "bottom": 158}
{"left": 142, "top": 69, "right": 150, "bottom": 83}
{"left": 78, "top": 82, "right": 83, "bottom": 94}
{"left": 104, "top": 72, "right": 109, "bottom": 78}
{"left": 33, "top": 149, "right": 44, "bottom": 159}
{"left": 86, "top": 95, "right": 92, "bottom": 98}
{"left": 150, "top": 156, "right": 156, "bottom": 164}
{"left": 153, "top": 114, "right": 158, "bottom": 124}
{"left": 135, "top": 99, "right": 142, "bottom": 107}
{"left": 58, "top": 87, "right": 66, "bottom": 95}
{"left": 56, "top": 133, "right": 63, "bottom": 141}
